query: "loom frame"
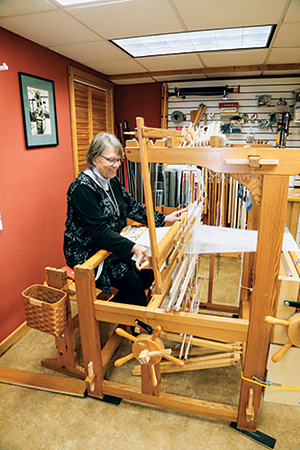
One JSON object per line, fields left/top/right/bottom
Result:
{"left": 74, "top": 117, "right": 300, "bottom": 431}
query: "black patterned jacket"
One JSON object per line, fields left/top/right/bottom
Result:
{"left": 63, "top": 171, "right": 165, "bottom": 293}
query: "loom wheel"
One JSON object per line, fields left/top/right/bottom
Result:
{"left": 114, "top": 326, "right": 184, "bottom": 387}
{"left": 265, "top": 313, "right": 300, "bottom": 362}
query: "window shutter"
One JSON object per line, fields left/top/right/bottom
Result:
{"left": 68, "top": 67, "right": 114, "bottom": 176}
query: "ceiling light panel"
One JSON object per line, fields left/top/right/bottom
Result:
{"left": 111, "top": 25, "right": 275, "bottom": 57}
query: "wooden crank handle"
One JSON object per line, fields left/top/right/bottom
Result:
{"left": 264, "top": 316, "right": 289, "bottom": 327}
{"left": 151, "top": 364, "right": 157, "bottom": 387}
{"left": 271, "top": 340, "right": 293, "bottom": 363}
{"left": 115, "top": 327, "right": 137, "bottom": 342}
{"left": 114, "top": 353, "right": 135, "bottom": 367}
{"left": 164, "top": 354, "right": 185, "bottom": 367}
{"left": 151, "top": 326, "right": 162, "bottom": 341}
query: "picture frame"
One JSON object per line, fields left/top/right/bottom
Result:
{"left": 18, "top": 72, "right": 58, "bottom": 148}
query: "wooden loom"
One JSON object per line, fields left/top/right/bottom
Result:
{"left": 2, "top": 117, "right": 300, "bottom": 431}
{"left": 71, "top": 117, "right": 300, "bottom": 431}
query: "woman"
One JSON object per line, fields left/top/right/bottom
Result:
{"left": 64, "top": 132, "right": 184, "bottom": 306}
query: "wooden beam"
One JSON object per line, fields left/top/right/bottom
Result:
{"left": 108, "top": 63, "right": 300, "bottom": 81}
{"left": 160, "top": 331, "right": 242, "bottom": 352}
{"left": 199, "top": 302, "right": 239, "bottom": 315}
{"left": 102, "top": 380, "right": 238, "bottom": 422}
{"left": 136, "top": 117, "right": 162, "bottom": 293}
{"left": 101, "top": 331, "right": 123, "bottom": 371}
{"left": 132, "top": 352, "right": 240, "bottom": 375}
{"left": 0, "top": 367, "right": 86, "bottom": 397}
{"left": 237, "top": 175, "right": 289, "bottom": 431}
{"left": 143, "top": 127, "right": 183, "bottom": 138}
{"left": 93, "top": 301, "right": 249, "bottom": 343}
{"left": 74, "top": 266, "right": 104, "bottom": 398}
{"left": 125, "top": 146, "right": 300, "bottom": 176}
{"left": 161, "top": 82, "right": 168, "bottom": 129}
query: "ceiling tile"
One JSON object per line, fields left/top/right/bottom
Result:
{"left": 90, "top": 58, "right": 148, "bottom": 75}
{"left": 173, "top": 0, "right": 285, "bottom": 30}
{"left": 67, "top": 0, "right": 184, "bottom": 39}
{"left": 273, "top": 23, "right": 300, "bottom": 47}
{"left": 0, "top": 0, "right": 298, "bottom": 80}
{"left": 0, "top": 10, "right": 99, "bottom": 46}
{"left": 0, "top": 0, "right": 56, "bottom": 17}
{"left": 284, "top": 0, "right": 300, "bottom": 23}
{"left": 267, "top": 47, "right": 300, "bottom": 64}
{"left": 50, "top": 40, "right": 128, "bottom": 64}
{"left": 201, "top": 49, "right": 268, "bottom": 67}
{"left": 137, "top": 53, "right": 203, "bottom": 71}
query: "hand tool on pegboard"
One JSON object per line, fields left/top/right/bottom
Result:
{"left": 276, "top": 112, "right": 290, "bottom": 147}
{"left": 282, "top": 112, "right": 291, "bottom": 148}
{"left": 192, "top": 103, "right": 206, "bottom": 127}
{"left": 275, "top": 113, "right": 283, "bottom": 147}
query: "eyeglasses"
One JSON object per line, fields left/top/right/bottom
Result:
{"left": 100, "top": 155, "right": 124, "bottom": 165}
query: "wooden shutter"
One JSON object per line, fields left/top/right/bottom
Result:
{"left": 68, "top": 66, "right": 114, "bottom": 176}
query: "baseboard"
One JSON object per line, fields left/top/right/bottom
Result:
{"left": 0, "top": 322, "right": 30, "bottom": 357}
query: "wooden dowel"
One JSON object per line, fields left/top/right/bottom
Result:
{"left": 271, "top": 340, "right": 292, "bottom": 363}
{"left": 164, "top": 354, "right": 185, "bottom": 367}
{"left": 169, "top": 256, "right": 189, "bottom": 296}
{"left": 115, "top": 327, "right": 137, "bottom": 342}
{"left": 151, "top": 364, "right": 157, "bottom": 387}
{"left": 264, "top": 316, "right": 289, "bottom": 327}
{"left": 114, "top": 353, "right": 135, "bottom": 367}
{"left": 174, "top": 255, "right": 197, "bottom": 311}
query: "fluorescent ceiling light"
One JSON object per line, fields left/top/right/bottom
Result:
{"left": 111, "top": 25, "right": 275, "bottom": 58}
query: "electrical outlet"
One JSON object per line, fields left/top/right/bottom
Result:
{"left": 0, "top": 213, "right": 3, "bottom": 231}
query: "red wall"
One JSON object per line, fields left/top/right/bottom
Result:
{"left": 114, "top": 83, "right": 162, "bottom": 130}
{"left": 0, "top": 28, "right": 162, "bottom": 343}
{"left": 0, "top": 28, "right": 108, "bottom": 342}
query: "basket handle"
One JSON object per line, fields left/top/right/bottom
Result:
{"left": 29, "top": 298, "right": 43, "bottom": 307}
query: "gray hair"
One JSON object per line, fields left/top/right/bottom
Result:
{"left": 86, "top": 132, "right": 124, "bottom": 168}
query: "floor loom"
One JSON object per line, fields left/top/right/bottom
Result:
{"left": 1, "top": 117, "right": 300, "bottom": 432}
{"left": 71, "top": 117, "right": 300, "bottom": 431}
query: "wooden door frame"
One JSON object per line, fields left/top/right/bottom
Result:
{"left": 68, "top": 66, "right": 114, "bottom": 177}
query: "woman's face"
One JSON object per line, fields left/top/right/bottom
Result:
{"left": 92, "top": 145, "right": 122, "bottom": 180}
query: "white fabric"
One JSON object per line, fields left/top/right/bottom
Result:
{"left": 132, "top": 224, "right": 299, "bottom": 254}
{"left": 186, "top": 225, "right": 299, "bottom": 254}
{"left": 130, "top": 227, "right": 171, "bottom": 251}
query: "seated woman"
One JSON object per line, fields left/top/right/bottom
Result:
{"left": 64, "top": 132, "right": 184, "bottom": 306}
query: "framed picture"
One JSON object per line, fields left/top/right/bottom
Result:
{"left": 18, "top": 72, "right": 58, "bottom": 148}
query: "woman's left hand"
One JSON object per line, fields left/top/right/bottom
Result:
{"left": 164, "top": 208, "right": 188, "bottom": 224}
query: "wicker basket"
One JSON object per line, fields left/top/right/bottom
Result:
{"left": 22, "top": 284, "right": 68, "bottom": 337}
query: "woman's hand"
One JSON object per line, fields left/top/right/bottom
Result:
{"left": 131, "top": 244, "right": 149, "bottom": 271}
{"left": 164, "top": 207, "right": 188, "bottom": 225}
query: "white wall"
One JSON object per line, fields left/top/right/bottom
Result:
{"left": 167, "top": 76, "right": 300, "bottom": 239}
{"left": 167, "top": 77, "right": 300, "bottom": 147}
